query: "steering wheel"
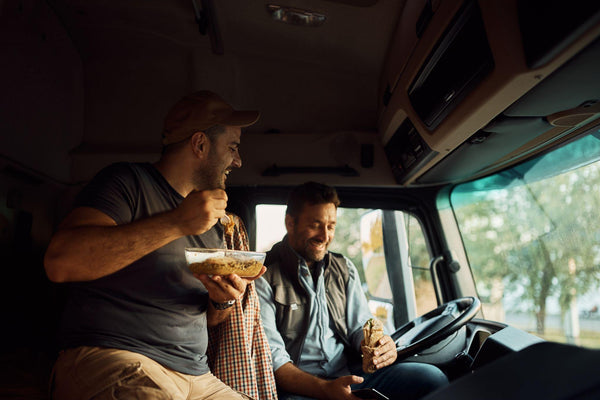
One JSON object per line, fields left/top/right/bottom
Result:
{"left": 391, "top": 296, "right": 481, "bottom": 360}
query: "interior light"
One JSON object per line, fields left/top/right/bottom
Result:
{"left": 267, "top": 4, "right": 326, "bottom": 27}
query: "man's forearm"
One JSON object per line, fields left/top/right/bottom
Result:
{"left": 275, "top": 362, "right": 329, "bottom": 399}
{"left": 206, "top": 302, "right": 234, "bottom": 327}
{"left": 45, "top": 210, "right": 182, "bottom": 282}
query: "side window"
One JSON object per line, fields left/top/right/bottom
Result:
{"left": 357, "top": 210, "right": 437, "bottom": 329}
{"left": 405, "top": 213, "right": 438, "bottom": 316}
{"left": 357, "top": 210, "right": 395, "bottom": 332}
{"left": 256, "top": 204, "right": 438, "bottom": 332}
{"left": 255, "top": 204, "right": 287, "bottom": 252}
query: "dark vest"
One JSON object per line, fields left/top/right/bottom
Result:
{"left": 263, "top": 238, "right": 351, "bottom": 364}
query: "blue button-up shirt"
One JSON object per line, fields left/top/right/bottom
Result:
{"left": 255, "top": 249, "right": 374, "bottom": 378}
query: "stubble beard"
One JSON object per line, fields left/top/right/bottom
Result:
{"left": 300, "top": 240, "right": 328, "bottom": 264}
{"left": 193, "top": 160, "right": 227, "bottom": 190}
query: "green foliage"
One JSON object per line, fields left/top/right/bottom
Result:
{"left": 329, "top": 208, "right": 368, "bottom": 281}
{"left": 361, "top": 213, "right": 383, "bottom": 255}
{"left": 406, "top": 214, "right": 430, "bottom": 269}
{"left": 365, "top": 255, "right": 387, "bottom": 295}
{"left": 454, "top": 160, "right": 600, "bottom": 335}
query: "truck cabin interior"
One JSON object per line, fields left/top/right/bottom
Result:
{"left": 2, "top": 0, "right": 600, "bottom": 398}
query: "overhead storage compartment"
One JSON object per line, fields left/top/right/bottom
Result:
{"left": 517, "top": 0, "right": 600, "bottom": 69}
{"left": 378, "top": 0, "right": 600, "bottom": 186}
{"left": 408, "top": 0, "right": 494, "bottom": 130}
{"left": 416, "top": 36, "right": 600, "bottom": 185}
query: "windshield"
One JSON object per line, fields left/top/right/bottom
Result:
{"left": 451, "top": 128, "right": 600, "bottom": 347}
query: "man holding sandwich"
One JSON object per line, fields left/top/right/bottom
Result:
{"left": 44, "top": 91, "right": 275, "bottom": 399}
{"left": 255, "top": 182, "right": 448, "bottom": 400}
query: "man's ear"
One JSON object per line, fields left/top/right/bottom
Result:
{"left": 190, "top": 131, "right": 209, "bottom": 158}
{"left": 284, "top": 214, "right": 294, "bottom": 233}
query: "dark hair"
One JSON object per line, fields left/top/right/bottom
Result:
{"left": 162, "top": 124, "right": 226, "bottom": 155}
{"left": 286, "top": 181, "right": 340, "bottom": 218}
{"left": 203, "top": 124, "right": 226, "bottom": 140}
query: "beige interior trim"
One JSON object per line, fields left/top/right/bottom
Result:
{"left": 377, "top": 0, "right": 600, "bottom": 186}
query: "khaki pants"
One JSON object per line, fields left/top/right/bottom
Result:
{"left": 52, "top": 346, "right": 254, "bottom": 400}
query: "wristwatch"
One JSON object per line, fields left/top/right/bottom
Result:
{"left": 210, "top": 299, "right": 236, "bottom": 310}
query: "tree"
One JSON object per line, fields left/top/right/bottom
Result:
{"left": 330, "top": 207, "right": 368, "bottom": 281}
{"left": 454, "top": 160, "right": 600, "bottom": 337}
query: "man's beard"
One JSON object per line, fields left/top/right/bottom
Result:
{"left": 193, "top": 148, "right": 228, "bottom": 189}
{"left": 192, "top": 163, "right": 226, "bottom": 190}
{"left": 298, "top": 239, "right": 328, "bottom": 264}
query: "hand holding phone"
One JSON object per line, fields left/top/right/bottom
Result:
{"left": 352, "top": 388, "right": 389, "bottom": 400}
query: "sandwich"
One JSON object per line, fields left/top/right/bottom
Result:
{"left": 362, "top": 318, "right": 384, "bottom": 373}
{"left": 363, "top": 318, "right": 384, "bottom": 347}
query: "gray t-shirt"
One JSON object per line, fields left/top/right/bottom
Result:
{"left": 58, "top": 162, "right": 224, "bottom": 375}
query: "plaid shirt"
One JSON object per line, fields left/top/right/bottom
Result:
{"left": 207, "top": 214, "right": 278, "bottom": 400}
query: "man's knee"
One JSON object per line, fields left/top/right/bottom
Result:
{"left": 391, "top": 362, "right": 448, "bottom": 387}
{"left": 364, "top": 362, "right": 448, "bottom": 400}
{"left": 52, "top": 347, "right": 175, "bottom": 399}
{"left": 92, "top": 366, "right": 172, "bottom": 400}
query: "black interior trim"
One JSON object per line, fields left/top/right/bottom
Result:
{"left": 423, "top": 342, "right": 600, "bottom": 399}
{"left": 517, "top": 0, "right": 600, "bottom": 68}
{"left": 408, "top": 0, "right": 494, "bottom": 130}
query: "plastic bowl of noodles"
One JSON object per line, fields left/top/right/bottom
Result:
{"left": 185, "top": 248, "right": 266, "bottom": 277}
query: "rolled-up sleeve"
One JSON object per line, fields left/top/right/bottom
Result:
{"left": 255, "top": 277, "right": 294, "bottom": 371}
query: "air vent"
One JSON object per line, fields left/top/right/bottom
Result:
{"left": 384, "top": 118, "right": 437, "bottom": 184}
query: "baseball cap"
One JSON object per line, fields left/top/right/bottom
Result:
{"left": 162, "top": 90, "right": 260, "bottom": 145}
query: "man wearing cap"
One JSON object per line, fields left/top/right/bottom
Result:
{"left": 44, "top": 91, "right": 272, "bottom": 399}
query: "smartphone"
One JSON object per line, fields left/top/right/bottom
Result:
{"left": 351, "top": 388, "right": 390, "bottom": 400}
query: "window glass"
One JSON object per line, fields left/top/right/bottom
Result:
{"left": 358, "top": 210, "right": 387, "bottom": 298}
{"left": 405, "top": 214, "right": 438, "bottom": 316}
{"left": 356, "top": 210, "right": 394, "bottom": 331}
{"left": 256, "top": 204, "right": 286, "bottom": 253}
{"left": 451, "top": 131, "right": 600, "bottom": 348}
